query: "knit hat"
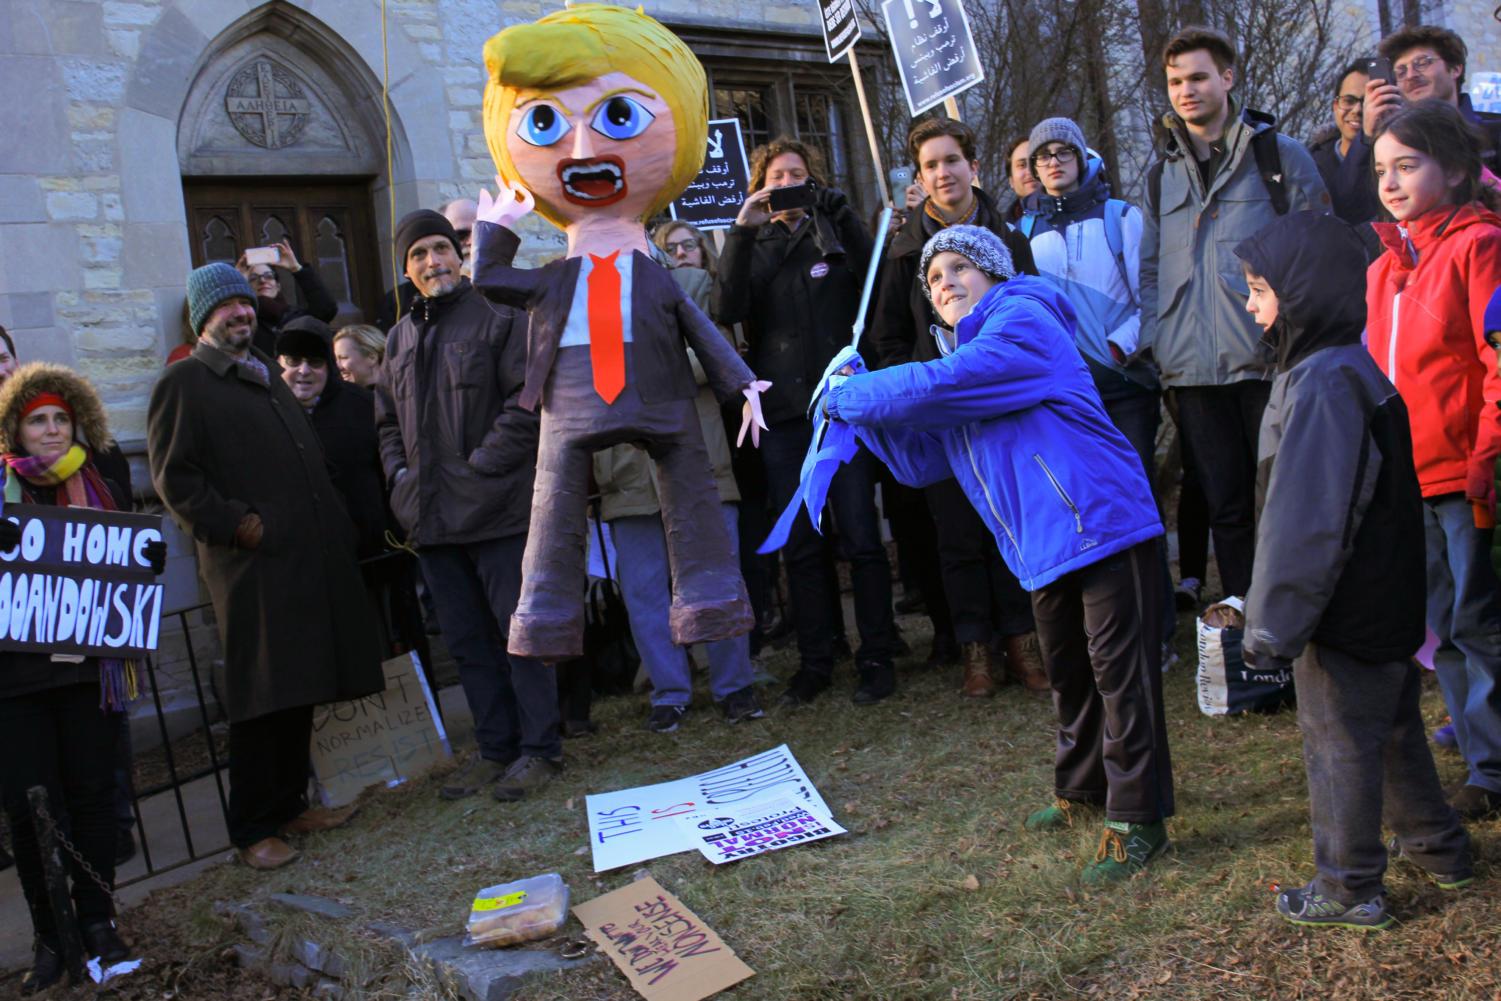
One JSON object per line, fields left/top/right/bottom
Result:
{"left": 274, "top": 315, "right": 334, "bottom": 364}
{"left": 1028, "top": 117, "right": 1087, "bottom": 167}
{"left": 395, "top": 209, "right": 460, "bottom": 267}
{"left": 917, "top": 225, "right": 1016, "bottom": 304}
{"left": 186, "top": 262, "right": 255, "bottom": 335}
{"left": 1486, "top": 285, "right": 1501, "bottom": 344}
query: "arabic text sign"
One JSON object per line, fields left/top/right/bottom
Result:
{"left": 0, "top": 504, "right": 164, "bottom": 658}
{"left": 668, "top": 118, "right": 750, "bottom": 231}
{"left": 585, "top": 744, "right": 831, "bottom": 871}
{"left": 881, "top": 0, "right": 985, "bottom": 116}
{"left": 677, "top": 796, "right": 846, "bottom": 864}
{"left": 573, "top": 876, "right": 754, "bottom": 1001}
{"left": 819, "top": 0, "right": 862, "bottom": 63}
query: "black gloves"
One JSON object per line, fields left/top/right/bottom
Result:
{"left": 143, "top": 539, "right": 168, "bottom": 575}
{"left": 813, "top": 186, "right": 850, "bottom": 217}
{"left": 0, "top": 519, "right": 18, "bottom": 554}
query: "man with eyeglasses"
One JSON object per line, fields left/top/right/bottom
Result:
{"left": 1307, "top": 61, "right": 1382, "bottom": 225}
{"left": 234, "top": 240, "right": 338, "bottom": 358}
{"left": 1339, "top": 25, "right": 1501, "bottom": 216}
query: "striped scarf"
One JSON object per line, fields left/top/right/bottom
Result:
{"left": 2, "top": 445, "right": 138, "bottom": 710}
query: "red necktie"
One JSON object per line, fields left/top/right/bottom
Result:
{"left": 587, "top": 252, "right": 625, "bottom": 404}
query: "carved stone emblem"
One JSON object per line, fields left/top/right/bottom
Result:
{"left": 224, "top": 59, "right": 313, "bottom": 149}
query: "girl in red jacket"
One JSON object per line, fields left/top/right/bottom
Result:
{"left": 1367, "top": 99, "right": 1501, "bottom": 821}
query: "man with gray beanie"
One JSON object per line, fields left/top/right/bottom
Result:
{"left": 374, "top": 209, "right": 562, "bottom": 803}
{"left": 148, "top": 262, "right": 384, "bottom": 871}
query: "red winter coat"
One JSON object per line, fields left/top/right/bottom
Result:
{"left": 1367, "top": 203, "right": 1501, "bottom": 501}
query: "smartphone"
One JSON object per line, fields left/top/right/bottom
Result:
{"left": 888, "top": 166, "right": 914, "bottom": 203}
{"left": 244, "top": 246, "right": 282, "bottom": 266}
{"left": 1362, "top": 55, "right": 1394, "bottom": 87}
{"left": 768, "top": 182, "right": 817, "bottom": 213}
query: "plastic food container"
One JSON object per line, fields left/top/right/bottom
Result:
{"left": 463, "top": 873, "right": 570, "bottom": 948}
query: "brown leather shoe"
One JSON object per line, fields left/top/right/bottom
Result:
{"left": 280, "top": 804, "right": 359, "bottom": 836}
{"left": 1005, "top": 632, "right": 1051, "bottom": 694}
{"left": 238, "top": 837, "right": 300, "bottom": 870}
{"left": 960, "top": 641, "right": 997, "bottom": 698}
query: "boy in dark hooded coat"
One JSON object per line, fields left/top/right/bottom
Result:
{"left": 1236, "top": 212, "right": 1473, "bottom": 930}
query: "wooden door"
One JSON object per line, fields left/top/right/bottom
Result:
{"left": 183, "top": 180, "right": 381, "bottom": 324}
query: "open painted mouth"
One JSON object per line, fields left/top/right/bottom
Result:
{"left": 557, "top": 156, "right": 628, "bottom": 207}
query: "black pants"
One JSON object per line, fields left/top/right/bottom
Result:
{"left": 762, "top": 419, "right": 894, "bottom": 672}
{"left": 885, "top": 478, "right": 954, "bottom": 641}
{"left": 1170, "top": 381, "right": 1271, "bottom": 597}
{"left": 1032, "top": 540, "right": 1174, "bottom": 823}
{"left": 926, "top": 478, "right": 1033, "bottom": 644}
{"left": 420, "top": 535, "right": 561, "bottom": 762}
{"left": 0, "top": 683, "right": 121, "bottom": 936}
{"left": 228, "top": 705, "right": 313, "bottom": 848}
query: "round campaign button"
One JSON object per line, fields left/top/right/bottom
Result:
{"left": 809, "top": 262, "right": 830, "bottom": 279}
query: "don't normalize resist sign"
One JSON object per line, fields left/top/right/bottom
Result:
{"left": 0, "top": 503, "right": 165, "bottom": 659}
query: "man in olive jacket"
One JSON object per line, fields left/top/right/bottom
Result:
{"left": 148, "top": 263, "right": 384, "bottom": 871}
{"left": 374, "top": 209, "right": 561, "bottom": 804}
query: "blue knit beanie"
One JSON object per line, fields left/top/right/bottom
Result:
{"left": 1486, "top": 284, "right": 1501, "bottom": 340}
{"left": 187, "top": 262, "right": 255, "bottom": 335}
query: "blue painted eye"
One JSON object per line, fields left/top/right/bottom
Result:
{"left": 591, "top": 96, "right": 655, "bottom": 141}
{"left": 517, "top": 104, "right": 571, "bottom": 147}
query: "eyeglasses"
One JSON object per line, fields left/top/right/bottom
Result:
{"left": 1033, "top": 147, "right": 1077, "bottom": 166}
{"left": 452, "top": 228, "right": 472, "bottom": 243}
{"left": 248, "top": 271, "right": 278, "bottom": 286}
{"left": 664, "top": 239, "right": 699, "bottom": 254}
{"left": 1395, "top": 54, "right": 1440, "bottom": 81}
{"left": 1336, "top": 95, "right": 1364, "bottom": 109}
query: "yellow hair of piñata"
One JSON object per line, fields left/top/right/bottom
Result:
{"left": 482, "top": 4, "right": 709, "bottom": 228}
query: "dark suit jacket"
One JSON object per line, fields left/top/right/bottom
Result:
{"left": 471, "top": 222, "right": 754, "bottom": 412}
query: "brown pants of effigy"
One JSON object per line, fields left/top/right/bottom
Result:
{"left": 508, "top": 345, "right": 753, "bottom": 662}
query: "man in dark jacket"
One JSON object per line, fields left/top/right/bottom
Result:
{"left": 869, "top": 117, "right": 1043, "bottom": 697}
{"left": 148, "top": 263, "right": 384, "bottom": 871}
{"left": 1236, "top": 212, "right": 1471, "bottom": 930}
{"left": 374, "top": 209, "right": 560, "bottom": 803}
{"left": 712, "top": 136, "right": 898, "bottom": 707}
{"left": 1306, "top": 61, "right": 1382, "bottom": 225}
{"left": 274, "top": 316, "right": 387, "bottom": 558}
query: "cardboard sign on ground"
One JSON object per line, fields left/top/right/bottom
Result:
{"left": 675, "top": 796, "right": 846, "bottom": 864}
{"left": 585, "top": 744, "right": 832, "bottom": 871}
{"left": 573, "top": 876, "right": 754, "bottom": 1001}
{"left": 310, "top": 652, "right": 451, "bottom": 807}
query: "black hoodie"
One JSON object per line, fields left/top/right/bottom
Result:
{"left": 1236, "top": 211, "right": 1425, "bottom": 665}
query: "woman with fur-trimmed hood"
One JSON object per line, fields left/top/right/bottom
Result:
{"left": 0, "top": 363, "right": 164, "bottom": 991}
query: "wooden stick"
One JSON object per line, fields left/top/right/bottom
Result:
{"left": 944, "top": 96, "right": 961, "bottom": 120}
{"left": 846, "top": 48, "right": 889, "bottom": 207}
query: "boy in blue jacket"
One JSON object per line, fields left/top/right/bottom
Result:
{"left": 824, "top": 226, "right": 1174, "bottom": 882}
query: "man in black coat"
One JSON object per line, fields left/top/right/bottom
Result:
{"left": 712, "top": 137, "right": 898, "bottom": 707}
{"left": 1306, "top": 61, "right": 1382, "bottom": 226}
{"left": 375, "top": 210, "right": 563, "bottom": 804}
{"left": 869, "top": 118, "right": 1044, "bottom": 696}
{"left": 148, "top": 263, "right": 384, "bottom": 871}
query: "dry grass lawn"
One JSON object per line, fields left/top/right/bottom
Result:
{"left": 42, "top": 607, "right": 1501, "bottom": 1000}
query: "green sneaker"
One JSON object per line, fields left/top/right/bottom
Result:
{"left": 1276, "top": 883, "right": 1392, "bottom": 931}
{"left": 1024, "top": 798, "right": 1094, "bottom": 832}
{"left": 1079, "top": 820, "right": 1169, "bottom": 884}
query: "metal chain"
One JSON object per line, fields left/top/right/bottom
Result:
{"left": 32, "top": 797, "right": 121, "bottom": 908}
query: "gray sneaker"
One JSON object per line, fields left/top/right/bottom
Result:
{"left": 492, "top": 755, "right": 563, "bottom": 802}
{"left": 1276, "top": 883, "right": 1392, "bottom": 930}
{"left": 440, "top": 754, "right": 513, "bottom": 801}
{"left": 1386, "top": 835, "right": 1476, "bottom": 890}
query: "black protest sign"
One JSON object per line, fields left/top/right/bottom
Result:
{"left": 668, "top": 118, "right": 751, "bottom": 231}
{"left": 881, "top": 0, "right": 986, "bottom": 115}
{"left": 0, "top": 504, "right": 165, "bottom": 659}
{"left": 819, "top": 0, "right": 862, "bottom": 63}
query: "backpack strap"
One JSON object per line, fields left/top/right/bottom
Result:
{"left": 1101, "top": 198, "right": 1136, "bottom": 307}
{"left": 1251, "top": 127, "right": 1290, "bottom": 215}
{"left": 1146, "top": 159, "right": 1165, "bottom": 219}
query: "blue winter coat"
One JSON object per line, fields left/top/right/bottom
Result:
{"left": 825, "top": 275, "right": 1163, "bottom": 591}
